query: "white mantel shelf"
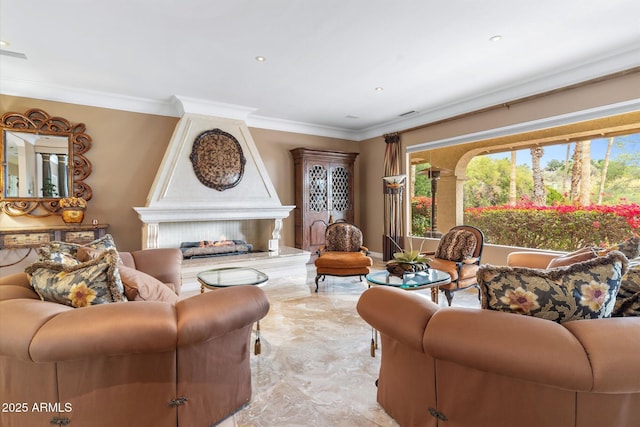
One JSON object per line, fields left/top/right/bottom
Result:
{"left": 134, "top": 206, "right": 295, "bottom": 223}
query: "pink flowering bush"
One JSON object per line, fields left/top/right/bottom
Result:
{"left": 464, "top": 200, "right": 640, "bottom": 251}
{"left": 412, "top": 196, "right": 432, "bottom": 236}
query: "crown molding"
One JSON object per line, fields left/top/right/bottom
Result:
{"left": 246, "top": 114, "right": 360, "bottom": 140}
{"left": 1, "top": 43, "right": 638, "bottom": 141}
{"left": 0, "top": 79, "right": 178, "bottom": 116}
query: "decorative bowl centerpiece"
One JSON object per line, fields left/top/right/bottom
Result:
{"left": 385, "top": 237, "right": 432, "bottom": 277}
{"left": 59, "top": 197, "right": 87, "bottom": 224}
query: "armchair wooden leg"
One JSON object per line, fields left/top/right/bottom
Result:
{"left": 314, "top": 275, "right": 324, "bottom": 292}
{"left": 444, "top": 289, "right": 453, "bottom": 306}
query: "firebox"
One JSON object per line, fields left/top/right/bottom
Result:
{"left": 180, "top": 239, "right": 258, "bottom": 259}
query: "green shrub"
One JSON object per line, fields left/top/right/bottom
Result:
{"left": 411, "top": 197, "right": 432, "bottom": 236}
{"left": 464, "top": 202, "right": 639, "bottom": 251}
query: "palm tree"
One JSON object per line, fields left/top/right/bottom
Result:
{"left": 563, "top": 144, "right": 571, "bottom": 193}
{"left": 509, "top": 150, "right": 517, "bottom": 206}
{"left": 580, "top": 140, "right": 591, "bottom": 205}
{"left": 570, "top": 142, "right": 582, "bottom": 202}
{"left": 530, "top": 147, "right": 545, "bottom": 205}
{"left": 597, "top": 137, "right": 614, "bottom": 204}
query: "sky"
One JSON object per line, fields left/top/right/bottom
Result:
{"left": 487, "top": 132, "right": 640, "bottom": 167}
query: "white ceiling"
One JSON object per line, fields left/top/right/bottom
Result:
{"left": 1, "top": 0, "right": 639, "bottom": 140}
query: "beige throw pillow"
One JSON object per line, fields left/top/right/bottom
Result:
{"left": 118, "top": 266, "right": 178, "bottom": 304}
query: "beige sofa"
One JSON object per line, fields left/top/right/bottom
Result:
{"left": 357, "top": 282, "right": 640, "bottom": 427}
{"left": 0, "top": 248, "right": 270, "bottom": 427}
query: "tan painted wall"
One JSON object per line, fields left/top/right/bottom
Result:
{"left": 1, "top": 95, "right": 358, "bottom": 251}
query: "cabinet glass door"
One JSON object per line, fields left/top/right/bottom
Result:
{"left": 331, "top": 166, "right": 350, "bottom": 213}
{"left": 308, "top": 164, "right": 328, "bottom": 212}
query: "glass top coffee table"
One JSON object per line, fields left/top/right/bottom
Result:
{"left": 365, "top": 269, "right": 451, "bottom": 357}
{"left": 197, "top": 267, "right": 269, "bottom": 292}
{"left": 197, "top": 267, "right": 269, "bottom": 355}
{"left": 365, "top": 269, "right": 451, "bottom": 304}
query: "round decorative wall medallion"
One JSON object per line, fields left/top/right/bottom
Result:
{"left": 190, "top": 129, "right": 246, "bottom": 191}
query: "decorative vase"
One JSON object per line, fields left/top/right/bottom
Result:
{"left": 385, "top": 261, "right": 430, "bottom": 277}
{"left": 61, "top": 208, "right": 85, "bottom": 225}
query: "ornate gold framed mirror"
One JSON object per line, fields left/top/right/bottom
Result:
{"left": 1, "top": 108, "right": 92, "bottom": 217}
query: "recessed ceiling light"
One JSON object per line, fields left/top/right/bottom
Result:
{"left": 0, "top": 40, "right": 9, "bottom": 47}
{"left": 375, "top": 87, "right": 384, "bottom": 92}
{"left": 255, "top": 56, "right": 266, "bottom": 62}
{"left": 489, "top": 35, "right": 502, "bottom": 42}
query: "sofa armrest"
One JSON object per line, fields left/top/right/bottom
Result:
{"left": 175, "top": 285, "right": 270, "bottom": 347}
{"left": 130, "top": 248, "right": 183, "bottom": 294}
{"left": 506, "top": 251, "right": 560, "bottom": 268}
{"left": 0, "top": 272, "right": 39, "bottom": 301}
{"left": 425, "top": 308, "right": 594, "bottom": 391}
{"left": 357, "top": 286, "right": 438, "bottom": 353}
{"left": 0, "top": 299, "right": 73, "bottom": 361}
{"left": 564, "top": 317, "right": 640, "bottom": 393}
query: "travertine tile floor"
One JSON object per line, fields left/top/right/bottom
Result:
{"left": 183, "top": 262, "right": 481, "bottom": 427}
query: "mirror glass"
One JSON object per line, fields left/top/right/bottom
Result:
{"left": 4, "top": 131, "right": 71, "bottom": 198}
{"left": 1, "top": 108, "right": 92, "bottom": 217}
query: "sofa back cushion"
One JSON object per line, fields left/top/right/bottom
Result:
{"left": 478, "top": 251, "right": 629, "bottom": 323}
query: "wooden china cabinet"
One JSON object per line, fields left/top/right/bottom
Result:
{"left": 290, "top": 148, "right": 358, "bottom": 255}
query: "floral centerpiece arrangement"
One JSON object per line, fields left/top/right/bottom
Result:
{"left": 385, "top": 236, "right": 432, "bottom": 277}
{"left": 59, "top": 197, "right": 87, "bottom": 224}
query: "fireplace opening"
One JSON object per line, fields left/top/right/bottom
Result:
{"left": 179, "top": 239, "right": 262, "bottom": 259}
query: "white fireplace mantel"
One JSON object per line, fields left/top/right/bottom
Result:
{"left": 134, "top": 100, "right": 294, "bottom": 251}
{"left": 134, "top": 206, "right": 293, "bottom": 223}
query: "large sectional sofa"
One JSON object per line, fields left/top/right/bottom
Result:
{"left": 0, "top": 247, "right": 270, "bottom": 427}
{"left": 357, "top": 248, "right": 640, "bottom": 427}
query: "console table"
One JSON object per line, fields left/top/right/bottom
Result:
{"left": 0, "top": 224, "right": 109, "bottom": 249}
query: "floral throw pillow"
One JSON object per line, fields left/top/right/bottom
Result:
{"left": 38, "top": 234, "right": 118, "bottom": 261}
{"left": 612, "top": 260, "right": 640, "bottom": 317}
{"left": 26, "top": 249, "right": 127, "bottom": 308}
{"left": 478, "top": 251, "right": 629, "bottom": 323}
{"left": 597, "top": 236, "right": 640, "bottom": 260}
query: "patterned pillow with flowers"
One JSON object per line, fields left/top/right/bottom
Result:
{"left": 612, "top": 260, "right": 640, "bottom": 317}
{"left": 597, "top": 236, "right": 640, "bottom": 260}
{"left": 36, "top": 248, "right": 82, "bottom": 267}
{"left": 478, "top": 251, "right": 629, "bottom": 323}
{"left": 38, "top": 234, "right": 120, "bottom": 264}
{"left": 26, "top": 249, "right": 127, "bottom": 308}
